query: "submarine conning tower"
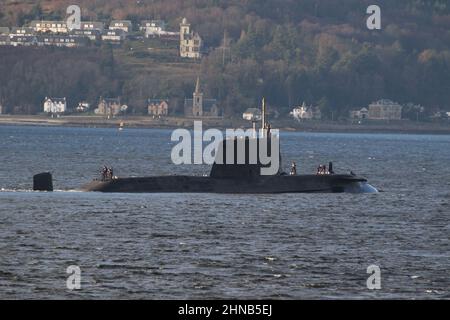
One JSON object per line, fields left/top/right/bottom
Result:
{"left": 209, "top": 135, "right": 282, "bottom": 179}
{"left": 210, "top": 97, "right": 282, "bottom": 179}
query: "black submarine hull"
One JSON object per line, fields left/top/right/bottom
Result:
{"left": 80, "top": 174, "right": 378, "bottom": 194}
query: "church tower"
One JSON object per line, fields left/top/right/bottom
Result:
{"left": 192, "top": 77, "right": 203, "bottom": 117}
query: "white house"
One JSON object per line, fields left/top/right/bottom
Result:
{"left": 43, "top": 97, "right": 67, "bottom": 114}
{"left": 350, "top": 107, "right": 369, "bottom": 120}
{"left": 290, "top": 102, "right": 321, "bottom": 121}
{"left": 109, "top": 20, "right": 132, "bottom": 33}
{"left": 243, "top": 108, "right": 262, "bottom": 122}
{"left": 76, "top": 102, "right": 90, "bottom": 112}
{"left": 101, "top": 30, "right": 126, "bottom": 43}
{"left": 30, "top": 21, "right": 68, "bottom": 34}
{"left": 80, "top": 22, "right": 104, "bottom": 32}
{"left": 141, "top": 20, "right": 165, "bottom": 36}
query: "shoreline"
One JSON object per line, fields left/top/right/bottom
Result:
{"left": 0, "top": 115, "right": 450, "bottom": 135}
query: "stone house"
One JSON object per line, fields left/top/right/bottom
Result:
{"left": 368, "top": 99, "right": 403, "bottom": 120}
{"left": 95, "top": 98, "right": 125, "bottom": 116}
{"left": 148, "top": 99, "right": 169, "bottom": 117}
{"left": 179, "top": 18, "right": 202, "bottom": 59}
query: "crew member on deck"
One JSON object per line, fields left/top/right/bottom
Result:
{"left": 101, "top": 165, "right": 108, "bottom": 181}
{"left": 290, "top": 162, "right": 297, "bottom": 176}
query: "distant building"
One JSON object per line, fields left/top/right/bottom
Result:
{"left": 179, "top": 18, "right": 202, "bottom": 59}
{"left": 0, "top": 104, "right": 3, "bottom": 114}
{"left": 40, "top": 35, "right": 88, "bottom": 47}
{"left": 148, "top": 99, "right": 169, "bottom": 117}
{"left": 185, "top": 77, "right": 220, "bottom": 117}
{"left": 9, "top": 35, "right": 38, "bottom": 47}
{"left": 0, "top": 34, "right": 10, "bottom": 46}
{"left": 30, "top": 21, "right": 68, "bottom": 34}
{"left": 95, "top": 98, "right": 127, "bottom": 116}
{"left": 70, "top": 29, "right": 101, "bottom": 41}
{"left": 141, "top": 20, "right": 165, "bottom": 35}
{"left": 101, "top": 29, "right": 126, "bottom": 44}
{"left": 11, "top": 27, "right": 35, "bottom": 36}
{"left": 243, "top": 108, "right": 262, "bottom": 122}
{"left": 80, "top": 22, "right": 104, "bottom": 32}
{"left": 290, "top": 103, "right": 322, "bottom": 121}
{"left": 0, "top": 27, "right": 10, "bottom": 35}
{"left": 43, "top": 97, "right": 67, "bottom": 114}
{"left": 76, "top": 102, "right": 90, "bottom": 112}
{"left": 109, "top": 20, "right": 132, "bottom": 33}
{"left": 350, "top": 107, "right": 369, "bottom": 120}
{"left": 368, "top": 99, "right": 403, "bottom": 120}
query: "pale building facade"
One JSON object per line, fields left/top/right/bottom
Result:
{"left": 43, "top": 97, "right": 67, "bottom": 114}
{"left": 95, "top": 98, "right": 127, "bottom": 116}
{"left": 80, "top": 22, "right": 104, "bottom": 32}
{"left": 109, "top": 20, "right": 132, "bottom": 33}
{"left": 368, "top": 99, "right": 403, "bottom": 120}
{"left": 148, "top": 99, "right": 169, "bottom": 116}
{"left": 30, "top": 21, "right": 68, "bottom": 34}
{"left": 290, "top": 103, "right": 322, "bottom": 120}
{"left": 350, "top": 107, "right": 369, "bottom": 120}
{"left": 179, "top": 18, "right": 202, "bottom": 59}
{"left": 243, "top": 108, "right": 262, "bottom": 121}
{"left": 101, "top": 30, "right": 126, "bottom": 43}
{"left": 141, "top": 20, "right": 165, "bottom": 35}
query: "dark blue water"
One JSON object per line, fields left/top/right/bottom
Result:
{"left": 0, "top": 125, "right": 449, "bottom": 299}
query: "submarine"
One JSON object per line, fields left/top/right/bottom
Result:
{"left": 33, "top": 100, "right": 378, "bottom": 194}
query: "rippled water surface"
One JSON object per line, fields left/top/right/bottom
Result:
{"left": 0, "top": 125, "right": 449, "bottom": 299}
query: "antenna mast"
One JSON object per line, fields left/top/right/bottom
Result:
{"left": 262, "top": 97, "right": 266, "bottom": 130}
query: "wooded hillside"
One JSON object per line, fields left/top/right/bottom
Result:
{"left": 1, "top": 0, "right": 450, "bottom": 118}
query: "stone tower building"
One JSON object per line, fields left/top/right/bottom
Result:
{"left": 192, "top": 77, "right": 204, "bottom": 116}
{"left": 179, "top": 18, "right": 202, "bottom": 59}
{"left": 184, "top": 77, "right": 221, "bottom": 118}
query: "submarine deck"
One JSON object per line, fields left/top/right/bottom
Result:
{"left": 80, "top": 174, "right": 373, "bottom": 194}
